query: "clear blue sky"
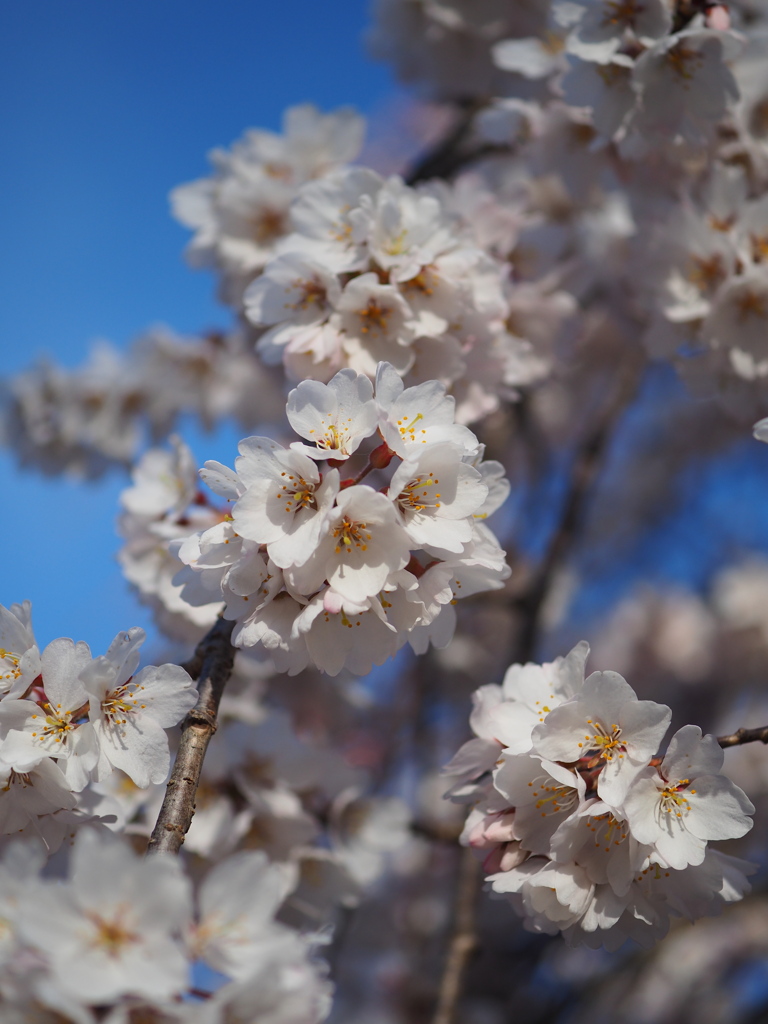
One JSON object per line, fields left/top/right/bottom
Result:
{"left": 0, "top": 1, "right": 396, "bottom": 655}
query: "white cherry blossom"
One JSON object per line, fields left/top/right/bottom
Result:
{"left": 231, "top": 437, "right": 340, "bottom": 569}
{"left": 286, "top": 368, "right": 378, "bottom": 461}
{"left": 334, "top": 273, "right": 415, "bottom": 375}
{"left": 388, "top": 442, "right": 488, "bottom": 553}
{"left": 0, "top": 601, "right": 40, "bottom": 700}
{"left": 0, "top": 756, "right": 76, "bottom": 835}
{"left": 244, "top": 253, "right": 340, "bottom": 329}
{"left": 353, "top": 175, "right": 457, "bottom": 282}
{"left": 81, "top": 629, "right": 197, "bottom": 788}
{"left": 286, "top": 485, "right": 411, "bottom": 605}
{"left": 549, "top": 801, "right": 651, "bottom": 895}
{"left": 494, "top": 753, "right": 585, "bottom": 855}
{"left": 0, "top": 638, "right": 99, "bottom": 791}
{"left": 622, "top": 724, "right": 754, "bottom": 870}
{"left": 295, "top": 588, "right": 403, "bottom": 676}
{"left": 558, "top": 0, "right": 671, "bottom": 63}
{"left": 19, "top": 829, "right": 191, "bottom": 1004}
{"left": 532, "top": 670, "right": 671, "bottom": 805}
{"left": 189, "top": 850, "right": 298, "bottom": 981}
{"left": 374, "top": 362, "right": 479, "bottom": 458}
{"left": 283, "top": 166, "right": 383, "bottom": 273}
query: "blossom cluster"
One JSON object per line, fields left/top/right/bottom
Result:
{"left": 0, "top": 599, "right": 415, "bottom": 1017}
{"left": 0, "top": 830, "right": 331, "bottom": 1022}
{"left": 1, "top": 328, "right": 284, "bottom": 479}
{"left": 444, "top": 643, "right": 755, "bottom": 949}
{"left": 117, "top": 435, "right": 225, "bottom": 642}
{"left": 241, "top": 164, "right": 551, "bottom": 417}
{"left": 548, "top": 4, "right": 742, "bottom": 157}
{"left": 638, "top": 162, "right": 768, "bottom": 417}
{"left": 104, "top": 698, "right": 414, "bottom": 927}
{"left": 175, "top": 362, "right": 511, "bottom": 675}
{"left": 0, "top": 600, "right": 196, "bottom": 849}
{"left": 370, "top": 0, "right": 745, "bottom": 157}
{"left": 172, "top": 103, "right": 366, "bottom": 306}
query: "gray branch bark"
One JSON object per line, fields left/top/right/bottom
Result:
{"left": 718, "top": 725, "right": 768, "bottom": 748}
{"left": 146, "top": 617, "right": 235, "bottom": 857}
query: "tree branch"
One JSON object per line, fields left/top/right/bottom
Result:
{"left": 515, "top": 358, "right": 643, "bottom": 664}
{"left": 405, "top": 101, "right": 489, "bottom": 186}
{"left": 431, "top": 848, "right": 481, "bottom": 1024}
{"left": 718, "top": 725, "right": 768, "bottom": 748}
{"left": 146, "top": 617, "right": 236, "bottom": 856}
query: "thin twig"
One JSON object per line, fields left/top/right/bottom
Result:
{"left": 432, "top": 849, "right": 481, "bottom": 1024}
{"left": 515, "top": 358, "right": 644, "bottom": 664}
{"left": 718, "top": 725, "right": 768, "bottom": 748}
{"left": 146, "top": 617, "right": 236, "bottom": 856}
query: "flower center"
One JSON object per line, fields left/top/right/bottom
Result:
{"left": 395, "top": 412, "right": 429, "bottom": 445}
{"left": 249, "top": 207, "right": 287, "bottom": 246}
{"left": 666, "top": 44, "right": 703, "bottom": 83}
{"left": 275, "top": 474, "right": 317, "bottom": 514}
{"left": 404, "top": 269, "right": 435, "bottom": 296}
{"left": 86, "top": 907, "right": 139, "bottom": 958}
{"left": 286, "top": 278, "right": 327, "bottom": 312}
{"left": 3, "top": 769, "right": 32, "bottom": 792}
{"left": 529, "top": 774, "right": 577, "bottom": 817}
{"left": 751, "top": 234, "right": 768, "bottom": 263}
{"left": 0, "top": 649, "right": 21, "bottom": 684}
{"left": 601, "top": 0, "right": 642, "bottom": 28}
{"left": 333, "top": 516, "right": 370, "bottom": 554}
{"left": 587, "top": 812, "right": 629, "bottom": 852}
{"left": 383, "top": 228, "right": 408, "bottom": 257}
{"left": 30, "top": 703, "right": 77, "bottom": 745}
{"left": 357, "top": 299, "right": 392, "bottom": 335}
{"left": 579, "top": 720, "right": 626, "bottom": 762}
{"left": 735, "top": 289, "right": 768, "bottom": 321}
{"left": 688, "top": 254, "right": 726, "bottom": 292}
{"left": 658, "top": 778, "right": 695, "bottom": 819}
{"left": 101, "top": 682, "right": 147, "bottom": 726}
{"left": 307, "top": 420, "right": 353, "bottom": 455}
{"left": 398, "top": 473, "right": 442, "bottom": 513}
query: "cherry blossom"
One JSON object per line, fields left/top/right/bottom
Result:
{"left": 0, "top": 601, "right": 40, "bottom": 701}
{"left": 286, "top": 369, "right": 378, "bottom": 461}
{"left": 532, "top": 669, "right": 671, "bottom": 804}
{"left": 19, "top": 829, "right": 191, "bottom": 1004}
{"left": 623, "top": 725, "right": 754, "bottom": 869}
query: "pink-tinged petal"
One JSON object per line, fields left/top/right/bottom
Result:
{"left": 442, "top": 737, "right": 500, "bottom": 780}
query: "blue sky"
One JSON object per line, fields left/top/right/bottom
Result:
{"left": 0, "top": 1, "right": 396, "bottom": 654}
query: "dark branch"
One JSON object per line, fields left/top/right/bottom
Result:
{"left": 718, "top": 725, "right": 768, "bottom": 748}
{"left": 146, "top": 617, "right": 236, "bottom": 857}
{"left": 515, "top": 357, "right": 643, "bottom": 663}
{"left": 405, "top": 101, "right": 489, "bottom": 185}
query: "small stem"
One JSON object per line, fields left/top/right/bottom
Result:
{"left": 188, "top": 988, "right": 213, "bottom": 1000}
{"left": 352, "top": 461, "right": 375, "bottom": 485}
{"left": 146, "top": 617, "right": 235, "bottom": 857}
{"left": 431, "top": 849, "right": 481, "bottom": 1024}
{"left": 718, "top": 725, "right": 768, "bottom": 748}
